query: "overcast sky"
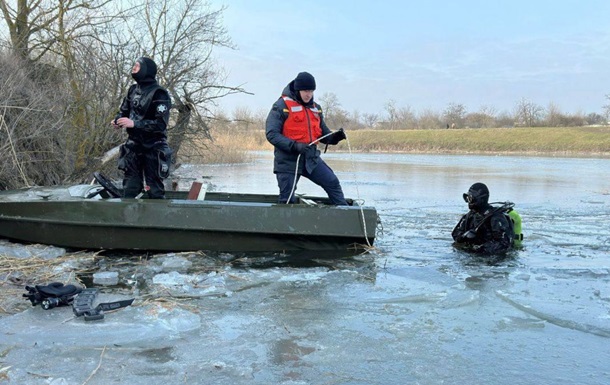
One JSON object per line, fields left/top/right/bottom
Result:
{"left": 209, "top": 0, "right": 610, "bottom": 117}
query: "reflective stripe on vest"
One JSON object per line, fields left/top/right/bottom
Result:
{"left": 281, "top": 96, "right": 322, "bottom": 144}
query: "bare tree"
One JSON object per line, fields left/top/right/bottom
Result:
{"left": 417, "top": 109, "right": 443, "bottom": 129}
{"left": 0, "top": 0, "right": 249, "bottom": 183}
{"left": 464, "top": 106, "right": 496, "bottom": 128}
{"left": 586, "top": 112, "right": 605, "bottom": 126}
{"left": 318, "top": 92, "right": 349, "bottom": 129}
{"left": 514, "top": 98, "right": 544, "bottom": 127}
{"left": 383, "top": 100, "right": 416, "bottom": 130}
{"left": 443, "top": 103, "right": 466, "bottom": 128}
{"left": 0, "top": 0, "right": 114, "bottom": 61}
{"left": 362, "top": 112, "right": 379, "bottom": 128}
{"left": 129, "top": 0, "right": 248, "bottom": 162}
{"left": 232, "top": 106, "right": 255, "bottom": 131}
{"left": 545, "top": 102, "right": 564, "bottom": 127}
{"left": 0, "top": 0, "right": 134, "bottom": 180}
{"left": 348, "top": 110, "right": 366, "bottom": 130}
{"left": 479, "top": 105, "right": 497, "bottom": 127}
{"left": 0, "top": 0, "right": 58, "bottom": 59}
{"left": 253, "top": 108, "right": 268, "bottom": 131}
{"left": 602, "top": 94, "right": 610, "bottom": 125}
{"left": 495, "top": 111, "right": 515, "bottom": 128}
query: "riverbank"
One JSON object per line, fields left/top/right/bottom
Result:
{"left": 191, "top": 126, "right": 610, "bottom": 164}
{"left": 343, "top": 126, "right": 610, "bottom": 155}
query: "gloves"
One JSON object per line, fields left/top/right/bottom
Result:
{"left": 456, "top": 230, "right": 476, "bottom": 243}
{"left": 327, "top": 128, "right": 347, "bottom": 145}
{"left": 292, "top": 141, "right": 309, "bottom": 154}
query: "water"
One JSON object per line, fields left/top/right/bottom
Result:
{"left": 1, "top": 152, "right": 609, "bottom": 385}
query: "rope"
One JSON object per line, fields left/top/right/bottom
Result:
{"left": 286, "top": 131, "right": 373, "bottom": 248}
{"left": 344, "top": 135, "right": 372, "bottom": 247}
{"left": 286, "top": 131, "right": 334, "bottom": 204}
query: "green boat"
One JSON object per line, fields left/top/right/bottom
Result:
{"left": 0, "top": 173, "right": 378, "bottom": 253}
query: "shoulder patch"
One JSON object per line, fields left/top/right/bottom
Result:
{"left": 157, "top": 103, "right": 168, "bottom": 113}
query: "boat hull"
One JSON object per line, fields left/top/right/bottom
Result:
{"left": 0, "top": 187, "right": 378, "bottom": 253}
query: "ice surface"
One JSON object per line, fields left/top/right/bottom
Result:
{"left": 0, "top": 301, "right": 201, "bottom": 347}
{"left": 0, "top": 240, "right": 66, "bottom": 259}
{"left": 1, "top": 154, "right": 609, "bottom": 385}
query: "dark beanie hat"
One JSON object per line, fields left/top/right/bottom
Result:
{"left": 294, "top": 72, "right": 316, "bottom": 91}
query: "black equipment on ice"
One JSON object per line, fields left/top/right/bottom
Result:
{"left": 23, "top": 283, "right": 134, "bottom": 321}
{"left": 23, "top": 282, "right": 82, "bottom": 310}
{"left": 72, "top": 288, "right": 134, "bottom": 321}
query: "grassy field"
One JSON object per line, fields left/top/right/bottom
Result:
{"left": 342, "top": 126, "right": 610, "bottom": 155}
{"left": 191, "top": 126, "right": 610, "bottom": 164}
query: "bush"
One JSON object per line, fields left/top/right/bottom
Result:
{"left": 0, "top": 52, "right": 72, "bottom": 189}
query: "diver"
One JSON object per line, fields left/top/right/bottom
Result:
{"left": 452, "top": 182, "right": 522, "bottom": 255}
{"left": 111, "top": 57, "right": 172, "bottom": 199}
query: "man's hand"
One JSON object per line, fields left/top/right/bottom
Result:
{"left": 113, "top": 117, "right": 135, "bottom": 129}
{"left": 293, "top": 142, "right": 309, "bottom": 154}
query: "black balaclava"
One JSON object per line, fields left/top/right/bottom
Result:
{"left": 463, "top": 182, "right": 490, "bottom": 212}
{"left": 131, "top": 57, "right": 157, "bottom": 85}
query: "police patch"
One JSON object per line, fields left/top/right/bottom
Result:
{"left": 157, "top": 104, "right": 168, "bottom": 113}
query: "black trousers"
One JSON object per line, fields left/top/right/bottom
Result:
{"left": 276, "top": 160, "right": 347, "bottom": 205}
{"left": 121, "top": 146, "right": 165, "bottom": 199}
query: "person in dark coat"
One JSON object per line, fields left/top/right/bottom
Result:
{"left": 452, "top": 182, "right": 515, "bottom": 255}
{"left": 265, "top": 71, "right": 347, "bottom": 205}
{"left": 111, "top": 57, "right": 172, "bottom": 199}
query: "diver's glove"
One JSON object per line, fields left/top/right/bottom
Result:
{"left": 456, "top": 230, "right": 476, "bottom": 243}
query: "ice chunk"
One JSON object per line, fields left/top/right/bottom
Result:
{"left": 0, "top": 303, "right": 201, "bottom": 346}
{"left": 0, "top": 240, "right": 66, "bottom": 259}
{"left": 93, "top": 271, "right": 119, "bottom": 286}
{"left": 160, "top": 256, "right": 193, "bottom": 273}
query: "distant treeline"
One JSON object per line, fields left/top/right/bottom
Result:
{"left": 214, "top": 96, "right": 610, "bottom": 132}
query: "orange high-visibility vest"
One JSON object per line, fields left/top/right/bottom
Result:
{"left": 282, "top": 96, "right": 322, "bottom": 144}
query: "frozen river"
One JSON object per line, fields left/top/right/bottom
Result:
{"left": 1, "top": 151, "right": 609, "bottom": 385}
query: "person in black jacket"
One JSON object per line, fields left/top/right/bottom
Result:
{"left": 111, "top": 57, "right": 172, "bottom": 199}
{"left": 265, "top": 71, "right": 347, "bottom": 205}
{"left": 452, "top": 182, "right": 514, "bottom": 255}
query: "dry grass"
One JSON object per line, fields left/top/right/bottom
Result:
{"left": 179, "top": 126, "right": 610, "bottom": 164}
{"left": 179, "top": 129, "right": 272, "bottom": 164}
{"left": 337, "top": 127, "right": 610, "bottom": 155}
{"left": 236, "top": 126, "right": 609, "bottom": 154}
{"left": 0, "top": 250, "right": 230, "bottom": 315}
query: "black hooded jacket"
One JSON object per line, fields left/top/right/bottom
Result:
{"left": 116, "top": 57, "right": 171, "bottom": 149}
{"left": 265, "top": 81, "right": 333, "bottom": 174}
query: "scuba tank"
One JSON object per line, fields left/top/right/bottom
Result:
{"left": 488, "top": 202, "right": 523, "bottom": 248}
{"left": 507, "top": 208, "right": 523, "bottom": 247}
